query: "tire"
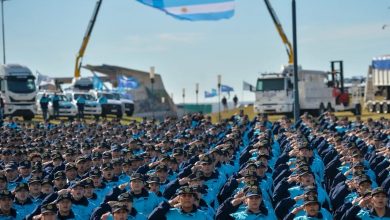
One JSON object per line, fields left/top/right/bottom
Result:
{"left": 23, "top": 115, "right": 34, "bottom": 121}
{"left": 327, "top": 103, "right": 333, "bottom": 112}
{"left": 383, "top": 104, "right": 388, "bottom": 114}
{"left": 368, "top": 103, "right": 374, "bottom": 112}
{"left": 375, "top": 103, "right": 382, "bottom": 114}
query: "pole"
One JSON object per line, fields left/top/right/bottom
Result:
{"left": 217, "top": 75, "right": 221, "bottom": 121}
{"left": 182, "top": 88, "right": 185, "bottom": 115}
{"left": 1, "top": 0, "right": 6, "bottom": 64}
{"left": 292, "top": 0, "right": 300, "bottom": 121}
{"left": 195, "top": 83, "right": 199, "bottom": 105}
{"left": 150, "top": 66, "right": 155, "bottom": 119}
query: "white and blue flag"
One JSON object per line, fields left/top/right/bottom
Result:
{"left": 136, "top": 0, "right": 235, "bottom": 21}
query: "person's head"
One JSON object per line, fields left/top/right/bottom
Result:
{"left": 89, "top": 170, "right": 103, "bottom": 186}
{"left": 14, "top": 183, "right": 29, "bottom": 202}
{"left": 299, "top": 171, "right": 315, "bottom": 187}
{"left": 0, "top": 191, "right": 13, "bottom": 212}
{"left": 41, "top": 178, "right": 54, "bottom": 195}
{"left": 177, "top": 187, "right": 196, "bottom": 211}
{"left": 102, "top": 163, "right": 114, "bottom": 180}
{"left": 53, "top": 171, "right": 67, "bottom": 189}
{"left": 117, "top": 192, "right": 133, "bottom": 211}
{"left": 70, "top": 182, "right": 85, "bottom": 200}
{"left": 0, "top": 175, "right": 7, "bottom": 191}
{"left": 65, "top": 163, "right": 78, "bottom": 180}
{"left": 130, "top": 173, "right": 144, "bottom": 193}
{"left": 200, "top": 155, "right": 214, "bottom": 175}
{"left": 155, "top": 165, "right": 168, "bottom": 182}
{"left": 357, "top": 177, "right": 372, "bottom": 195}
{"left": 111, "top": 203, "right": 129, "bottom": 220}
{"left": 371, "top": 187, "right": 388, "bottom": 209}
{"left": 298, "top": 145, "right": 313, "bottom": 158}
{"left": 303, "top": 195, "right": 320, "bottom": 217}
{"left": 82, "top": 179, "right": 95, "bottom": 198}
{"left": 28, "top": 177, "right": 42, "bottom": 196}
{"left": 147, "top": 176, "right": 160, "bottom": 193}
{"left": 4, "top": 163, "right": 18, "bottom": 180}
{"left": 56, "top": 193, "right": 72, "bottom": 213}
{"left": 244, "top": 187, "right": 262, "bottom": 212}
{"left": 40, "top": 203, "right": 57, "bottom": 220}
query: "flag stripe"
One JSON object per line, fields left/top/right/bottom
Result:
{"left": 165, "top": 2, "right": 234, "bottom": 15}
{"left": 159, "top": 0, "right": 234, "bottom": 8}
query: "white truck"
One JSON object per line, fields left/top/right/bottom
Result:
{"left": 253, "top": 64, "right": 360, "bottom": 116}
{"left": 0, "top": 64, "right": 37, "bottom": 120}
{"left": 36, "top": 91, "right": 78, "bottom": 120}
{"left": 91, "top": 90, "right": 123, "bottom": 118}
{"left": 364, "top": 55, "right": 390, "bottom": 113}
{"left": 64, "top": 90, "right": 102, "bottom": 119}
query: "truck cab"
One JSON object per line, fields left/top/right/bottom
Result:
{"left": 36, "top": 91, "right": 78, "bottom": 120}
{"left": 115, "top": 92, "right": 134, "bottom": 117}
{"left": 0, "top": 64, "right": 37, "bottom": 120}
{"left": 64, "top": 90, "right": 101, "bottom": 118}
{"left": 91, "top": 90, "right": 123, "bottom": 118}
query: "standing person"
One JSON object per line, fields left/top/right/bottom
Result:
{"left": 40, "top": 94, "right": 50, "bottom": 121}
{"left": 76, "top": 95, "right": 86, "bottom": 119}
{"left": 233, "top": 95, "right": 238, "bottom": 108}
{"left": 52, "top": 93, "right": 60, "bottom": 119}
{"left": 221, "top": 96, "right": 228, "bottom": 111}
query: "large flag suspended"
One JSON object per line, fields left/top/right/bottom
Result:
{"left": 205, "top": 88, "right": 217, "bottom": 98}
{"left": 117, "top": 75, "right": 140, "bottom": 90}
{"left": 136, "top": 0, "right": 235, "bottom": 21}
{"left": 243, "top": 81, "right": 254, "bottom": 91}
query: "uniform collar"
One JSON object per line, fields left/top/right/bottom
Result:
{"left": 0, "top": 208, "right": 17, "bottom": 217}
{"left": 370, "top": 207, "right": 390, "bottom": 217}
{"left": 57, "top": 210, "right": 75, "bottom": 219}
{"left": 14, "top": 197, "right": 33, "bottom": 205}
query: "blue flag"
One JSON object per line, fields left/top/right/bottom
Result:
{"left": 93, "top": 74, "right": 104, "bottom": 91}
{"left": 221, "top": 84, "right": 234, "bottom": 93}
{"left": 205, "top": 88, "right": 217, "bottom": 98}
{"left": 117, "top": 75, "right": 140, "bottom": 90}
{"left": 137, "top": 0, "right": 235, "bottom": 21}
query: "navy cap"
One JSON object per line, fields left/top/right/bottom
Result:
{"left": 155, "top": 165, "right": 168, "bottom": 172}
{"left": 200, "top": 155, "right": 213, "bottom": 165}
{"left": 14, "top": 183, "right": 29, "bottom": 192}
{"left": 81, "top": 178, "right": 94, "bottom": 188}
{"left": 54, "top": 171, "right": 66, "bottom": 180}
{"left": 41, "top": 176, "right": 53, "bottom": 185}
{"left": 91, "top": 152, "right": 102, "bottom": 159}
{"left": 118, "top": 192, "right": 133, "bottom": 202}
{"left": 358, "top": 176, "right": 372, "bottom": 185}
{"left": 177, "top": 186, "right": 196, "bottom": 195}
{"left": 70, "top": 181, "right": 84, "bottom": 189}
{"left": 56, "top": 193, "right": 72, "bottom": 202}
{"left": 0, "top": 190, "right": 13, "bottom": 199}
{"left": 130, "top": 173, "right": 144, "bottom": 181}
{"left": 4, "top": 163, "right": 17, "bottom": 171}
{"left": 41, "top": 203, "right": 57, "bottom": 214}
{"left": 371, "top": 187, "right": 387, "bottom": 196}
{"left": 65, "top": 163, "right": 77, "bottom": 171}
{"left": 102, "top": 151, "right": 112, "bottom": 159}
{"left": 172, "top": 148, "right": 184, "bottom": 156}
{"left": 111, "top": 203, "right": 129, "bottom": 213}
{"left": 28, "top": 177, "right": 41, "bottom": 185}
{"left": 102, "top": 163, "right": 114, "bottom": 171}
{"left": 147, "top": 176, "right": 160, "bottom": 184}
{"left": 304, "top": 194, "right": 319, "bottom": 206}
{"left": 243, "top": 170, "right": 257, "bottom": 178}
{"left": 89, "top": 169, "right": 101, "bottom": 177}
{"left": 19, "top": 161, "right": 31, "bottom": 169}
{"left": 245, "top": 187, "right": 262, "bottom": 197}
{"left": 189, "top": 171, "right": 205, "bottom": 181}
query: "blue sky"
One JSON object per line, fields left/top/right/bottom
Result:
{"left": 5, "top": 0, "right": 390, "bottom": 103}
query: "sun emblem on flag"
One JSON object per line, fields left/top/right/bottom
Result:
{"left": 181, "top": 7, "right": 188, "bottom": 13}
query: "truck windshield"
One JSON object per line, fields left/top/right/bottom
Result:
{"left": 256, "top": 78, "right": 284, "bottom": 91}
{"left": 49, "top": 95, "right": 68, "bottom": 102}
{"left": 7, "top": 76, "right": 36, "bottom": 93}
{"left": 99, "top": 93, "right": 119, "bottom": 100}
{"left": 74, "top": 94, "right": 96, "bottom": 101}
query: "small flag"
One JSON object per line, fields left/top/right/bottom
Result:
{"left": 36, "top": 71, "right": 55, "bottom": 86}
{"left": 136, "top": 0, "right": 235, "bottom": 21}
{"left": 243, "top": 81, "right": 254, "bottom": 91}
{"left": 92, "top": 74, "right": 104, "bottom": 91}
{"left": 205, "top": 88, "right": 217, "bottom": 98}
{"left": 221, "top": 84, "right": 234, "bottom": 93}
{"left": 117, "top": 75, "right": 140, "bottom": 90}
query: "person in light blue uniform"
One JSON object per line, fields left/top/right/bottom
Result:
{"left": 103, "top": 192, "right": 147, "bottom": 220}
{"left": 12, "top": 183, "right": 37, "bottom": 220}
{"left": 148, "top": 186, "right": 212, "bottom": 220}
{"left": 288, "top": 195, "right": 333, "bottom": 220}
{"left": 356, "top": 187, "right": 390, "bottom": 220}
{"left": 0, "top": 190, "right": 18, "bottom": 219}
{"left": 228, "top": 186, "right": 277, "bottom": 220}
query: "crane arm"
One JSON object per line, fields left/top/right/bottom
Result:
{"left": 264, "top": 0, "right": 294, "bottom": 64}
{"left": 74, "top": 0, "right": 103, "bottom": 78}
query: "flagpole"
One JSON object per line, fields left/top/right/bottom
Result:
{"left": 217, "top": 75, "right": 221, "bottom": 122}
{"left": 292, "top": 0, "right": 300, "bottom": 121}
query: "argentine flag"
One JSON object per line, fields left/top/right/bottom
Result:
{"left": 137, "top": 0, "right": 235, "bottom": 21}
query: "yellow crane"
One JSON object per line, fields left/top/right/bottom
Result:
{"left": 264, "top": 0, "right": 294, "bottom": 64}
{"left": 74, "top": 0, "right": 103, "bottom": 79}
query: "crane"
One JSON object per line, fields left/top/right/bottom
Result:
{"left": 263, "top": 0, "right": 294, "bottom": 64}
{"left": 74, "top": 0, "right": 103, "bottom": 79}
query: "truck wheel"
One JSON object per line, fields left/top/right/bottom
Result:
{"left": 23, "top": 115, "right": 34, "bottom": 121}
{"left": 368, "top": 103, "right": 374, "bottom": 112}
{"left": 375, "top": 103, "right": 382, "bottom": 114}
{"left": 327, "top": 103, "right": 334, "bottom": 112}
{"left": 383, "top": 104, "right": 388, "bottom": 114}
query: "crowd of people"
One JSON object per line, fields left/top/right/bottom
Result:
{"left": 0, "top": 111, "right": 388, "bottom": 220}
